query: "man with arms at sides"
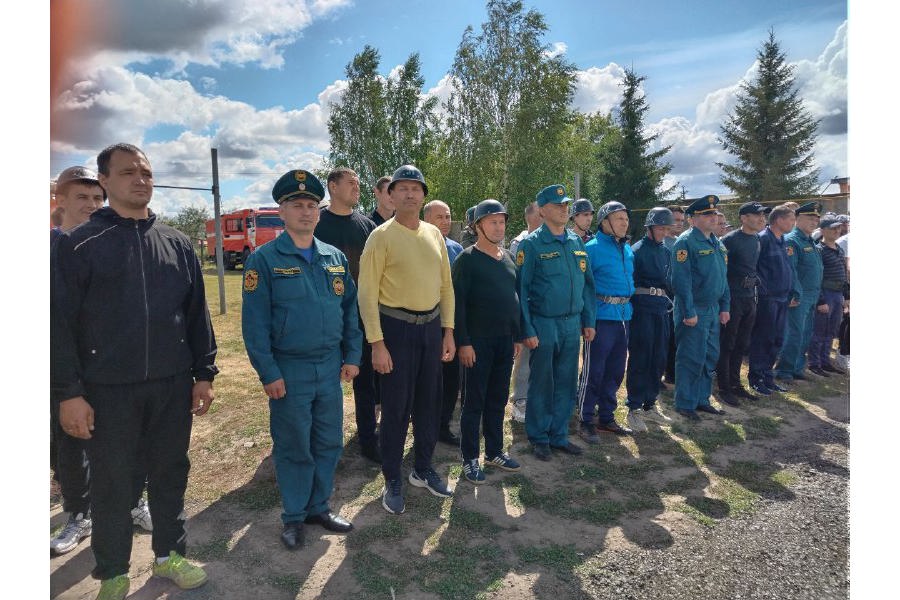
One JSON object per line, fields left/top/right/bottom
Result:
{"left": 423, "top": 199, "right": 465, "bottom": 446}
{"left": 243, "top": 169, "right": 362, "bottom": 550}
{"left": 624, "top": 207, "right": 675, "bottom": 429}
{"left": 670, "top": 195, "right": 730, "bottom": 421}
{"left": 807, "top": 215, "right": 848, "bottom": 376}
{"left": 370, "top": 175, "right": 394, "bottom": 226}
{"left": 517, "top": 184, "right": 595, "bottom": 460}
{"left": 508, "top": 201, "right": 543, "bottom": 423}
{"left": 358, "top": 165, "right": 456, "bottom": 515}
{"left": 569, "top": 198, "right": 595, "bottom": 243}
{"left": 52, "top": 143, "right": 217, "bottom": 600}
{"left": 314, "top": 167, "right": 381, "bottom": 464}
{"left": 716, "top": 202, "right": 769, "bottom": 405}
{"left": 746, "top": 204, "right": 796, "bottom": 396}
{"left": 453, "top": 199, "right": 522, "bottom": 484}
{"left": 662, "top": 205, "right": 686, "bottom": 388}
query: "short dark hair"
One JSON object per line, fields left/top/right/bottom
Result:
{"left": 57, "top": 179, "right": 103, "bottom": 198}
{"left": 670, "top": 206, "right": 685, "bottom": 215}
{"left": 97, "top": 143, "right": 148, "bottom": 176}
{"left": 769, "top": 205, "right": 794, "bottom": 224}
{"left": 524, "top": 201, "right": 539, "bottom": 217}
{"left": 327, "top": 167, "right": 357, "bottom": 188}
{"left": 375, "top": 175, "right": 392, "bottom": 192}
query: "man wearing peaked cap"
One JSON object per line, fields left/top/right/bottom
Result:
{"left": 518, "top": 184, "right": 596, "bottom": 460}
{"left": 670, "top": 195, "right": 730, "bottom": 421}
{"left": 773, "top": 201, "right": 824, "bottom": 383}
{"left": 242, "top": 168, "right": 363, "bottom": 549}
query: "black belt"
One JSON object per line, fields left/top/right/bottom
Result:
{"left": 597, "top": 294, "right": 630, "bottom": 305}
{"left": 378, "top": 303, "right": 440, "bottom": 325}
{"left": 633, "top": 287, "right": 669, "bottom": 298}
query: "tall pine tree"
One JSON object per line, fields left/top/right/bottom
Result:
{"left": 718, "top": 30, "right": 820, "bottom": 200}
{"left": 600, "top": 68, "right": 675, "bottom": 221}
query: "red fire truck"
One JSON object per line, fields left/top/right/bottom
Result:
{"left": 205, "top": 207, "right": 283, "bottom": 269}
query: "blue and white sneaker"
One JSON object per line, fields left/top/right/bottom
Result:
{"left": 462, "top": 459, "right": 486, "bottom": 484}
{"left": 484, "top": 452, "right": 521, "bottom": 472}
{"left": 409, "top": 468, "right": 453, "bottom": 498}
{"left": 382, "top": 479, "right": 405, "bottom": 515}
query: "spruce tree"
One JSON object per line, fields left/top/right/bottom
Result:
{"left": 718, "top": 30, "right": 820, "bottom": 200}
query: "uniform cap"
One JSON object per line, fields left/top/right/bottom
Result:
{"left": 272, "top": 169, "right": 325, "bottom": 204}
{"left": 795, "top": 201, "right": 821, "bottom": 217}
{"left": 684, "top": 195, "right": 719, "bottom": 216}
{"left": 536, "top": 184, "right": 571, "bottom": 207}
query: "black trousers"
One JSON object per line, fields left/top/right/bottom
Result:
{"left": 717, "top": 294, "right": 758, "bottom": 391}
{"left": 625, "top": 309, "right": 670, "bottom": 410}
{"left": 87, "top": 372, "right": 194, "bottom": 580}
{"left": 377, "top": 314, "right": 443, "bottom": 482}
{"left": 459, "top": 335, "right": 514, "bottom": 461}
{"left": 839, "top": 312, "right": 850, "bottom": 355}
{"left": 439, "top": 355, "right": 461, "bottom": 432}
{"left": 664, "top": 318, "right": 676, "bottom": 383}
{"left": 352, "top": 341, "right": 380, "bottom": 447}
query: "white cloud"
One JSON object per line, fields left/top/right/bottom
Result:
{"left": 544, "top": 42, "right": 568, "bottom": 59}
{"left": 572, "top": 64, "right": 626, "bottom": 114}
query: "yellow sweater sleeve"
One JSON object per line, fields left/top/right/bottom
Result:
{"left": 358, "top": 227, "right": 387, "bottom": 343}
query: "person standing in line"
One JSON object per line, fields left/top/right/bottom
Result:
{"left": 453, "top": 199, "right": 522, "bottom": 484}
{"left": 835, "top": 215, "right": 850, "bottom": 370}
{"left": 624, "top": 207, "right": 675, "bottom": 428}
{"left": 460, "top": 206, "right": 478, "bottom": 248}
{"left": 52, "top": 143, "right": 217, "bottom": 600}
{"left": 508, "top": 201, "right": 543, "bottom": 423}
{"left": 807, "top": 215, "right": 848, "bottom": 376}
{"left": 774, "top": 202, "right": 824, "bottom": 383}
{"left": 577, "top": 201, "right": 635, "bottom": 440}
{"left": 516, "top": 184, "right": 596, "bottom": 460}
{"left": 569, "top": 198, "right": 595, "bottom": 243}
{"left": 313, "top": 167, "right": 382, "bottom": 464}
{"left": 243, "top": 169, "right": 362, "bottom": 550}
{"left": 670, "top": 195, "right": 730, "bottom": 421}
{"left": 662, "top": 205, "right": 686, "bottom": 388}
{"left": 369, "top": 175, "right": 395, "bottom": 226}
{"left": 423, "top": 199, "right": 465, "bottom": 445}
{"left": 716, "top": 201, "right": 769, "bottom": 405}
{"left": 746, "top": 204, "right": 796, "bottom": 395}
{"left": 358, "top": 165, "right": 456, "bottom": 515}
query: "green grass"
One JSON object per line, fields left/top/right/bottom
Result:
{"left": 191, "top": 536, "right": 231, "bottom": 561}
{"left": 225, "top": 481, "right": 281, "bottom": 511}
{"left": 517, "top": 543, "right": 583, "bottom": 575}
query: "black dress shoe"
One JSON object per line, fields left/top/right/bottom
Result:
{"left": 809, "top": 366, "right": 830, "bottom": 377}
{"left": 598, "top": 421, "right": 632, "bottom": 436}
{"left": 717, "top": 391, "right": 740, "bottom": 407}
{"left": 750, "top": 382, "right": 772, "bottom": 396}
{"left": 360, "top": 442, "right": 382, "bottom": 464}
{"left": 675, "top": 408, "right": 701, "bottom": 421}
{"left": 732, "top": 387, "right": 757, "bottom": 400}
{"left": 281, "top": 522, "right": 304, "bottom": 550}
{"left": 438, "top": 429, "right": 460, "bottom": 446}
{"left": 550, "top": 441, "right": 584, "bottom": 455}
{"left": 696, "top": 404, "right": 725, "bottom": 415}
{"left": 822, "top": 364, "right": 845, "bottom": 374}
{"left": 767, "top": 381, "right": 789, "bottom": 392}
{"left": 532, "top": 443, "right": 552, "bottom": 461}
{"left": 304, "top": 511, "right": 353, "bottom": 533}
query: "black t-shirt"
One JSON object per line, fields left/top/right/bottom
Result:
{"left": 314, "top": 208, "right": 377, "bottom": 282}
{"left": 451, "top": 246, "right": 520, "bottom": 346}
{"left": 721, "top": 228, "right": 761, "bottom": 298}
{"left": 369, "top": 208, "right": 391, "bottom": 226}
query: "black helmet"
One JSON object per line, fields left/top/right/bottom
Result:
{"left": 569, "top": 198, "right": 594, "bottom": 218}
{"left": 645, "top": 207, "right": 674, "bottom": 227}
{"left": 473, "top": 199, "right": 508, "bottom": 224}
{"left": 597, "top": 201, "right": 629, "bottom": 222}
{"left": 465, "top": 206, "right": 476, "bottom": 226}
{"left": 388, "top": 164, "right": 428, "bottom": 196}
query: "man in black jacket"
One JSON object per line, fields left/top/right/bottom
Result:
{"left": 52, "top": 143, "right": 218, "bottom": 600}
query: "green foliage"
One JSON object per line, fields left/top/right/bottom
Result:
{"left": 718, "top": 30, "right": 820, "bottom": 200}
{"left": 327, "top": 46, "right": 437, "bottom": 209}
{"left": 165, "top": 206, "right": 210, "bottom": 243}
{"left": 429, "top": 0, "right": 577, "bottom": 233}
{"left": 599, "top": 68, "right": 676, "bottom": 236}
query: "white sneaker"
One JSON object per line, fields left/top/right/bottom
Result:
{"left": 511, "top": 398, "right": 527, "bottom": 423}
{"left": 642, "top": 404, "right": 673, "bottom": 423}
{"left": 50, "top": 512, "right": 92, "bottom": 555}
{"left": 626, "top": 410, "right": 648, "bottom": 433}
{"left": 131, "top": 497, "right": 153, "bottom": 532}
{"left": 834, "top": 354, "right": 850, "bottom": 371}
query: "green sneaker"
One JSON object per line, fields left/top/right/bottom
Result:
{"left": 152, "top": 551, "right": 208, "bottom": 589}
{"left": 95, "top": 574, "right": 129, "bottom": 600}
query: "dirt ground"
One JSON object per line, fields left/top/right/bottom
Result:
{"left": 50, "top": 375, "right": 849, "bottom": 600}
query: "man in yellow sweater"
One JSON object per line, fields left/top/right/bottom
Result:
{"left": 358, "top": 165, "right": 456, "bottom": 515}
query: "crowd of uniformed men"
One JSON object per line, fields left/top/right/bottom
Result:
{"left": 50, "top": 149, "right": 849, "bottom": 599}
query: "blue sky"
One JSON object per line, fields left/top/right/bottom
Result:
{"left": 49, "top": 0, "right": 848, "bottom": 216}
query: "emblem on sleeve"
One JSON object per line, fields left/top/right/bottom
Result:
{"left": 786, "top": 246, "right": 794, "bottom": 256}
{"left": 676, "top": 249, "right": 687, "bottom": 262}
{"left": 516, "top": 250, "right": 524, "bottom": 266}
{"left": 579, "top": 258, "right": 587, "bottom": 273}
{"left": 243, "top": 269, "right": 259, "bottom": 292}
{"left": 332, "top": 276, "right": 345, "bottom": 296}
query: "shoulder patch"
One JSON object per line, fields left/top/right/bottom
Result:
{"left": 332, "top": 276, "right": 345, "bottom": 296}
{"left": 786, "top": 246, "right": 794, "bottom": 256}
{"left": 676, "top": 249, "right": 688, "bottom": 263}
{"left": 243, "top": 269, "right": 259, "bottom": 292}
{"left": 516, "top": 250, "right": 524, "bottom": 266}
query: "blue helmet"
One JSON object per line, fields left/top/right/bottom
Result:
{"left": 644, "top": 207, "right": 674, "bottom": 227}
{"left": 597, "top": 201, "right": 629, "bottom": 222}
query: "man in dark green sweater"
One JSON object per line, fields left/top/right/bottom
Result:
{"left": 452, "top": 199, "right": 522, "bottom": 484}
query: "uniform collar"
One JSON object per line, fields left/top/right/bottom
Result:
{"left": 537, "top": 223, "right": 575, "bottom": 243}
{"left": 274, "top": 230, "right": 320, "bottom": 262}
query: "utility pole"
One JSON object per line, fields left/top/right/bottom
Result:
{"left": 211, "top": 148, "right": 226, "bottom": 315}
{"left": 574, "top": 171, "right": 581, "bottom": 200}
